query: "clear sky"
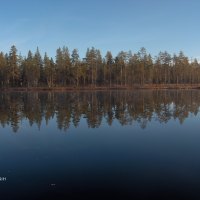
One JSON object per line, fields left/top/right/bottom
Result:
{"left": 0, "top": 0, "right": 200, "bottom": 60}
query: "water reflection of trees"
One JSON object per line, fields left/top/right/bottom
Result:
{"left": 0, "top": 90, "right": 200, "bottom": 132}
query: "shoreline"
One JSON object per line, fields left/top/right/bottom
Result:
{"left": 1, "top": 84, "right": 200, "bottom": 92}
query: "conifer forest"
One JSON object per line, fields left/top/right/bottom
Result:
{"left": 1, "top": 45, "right": 200, "bottom": 88}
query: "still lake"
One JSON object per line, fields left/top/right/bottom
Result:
{"left": 0, "top": 90, "right": 200, "bottom": 199}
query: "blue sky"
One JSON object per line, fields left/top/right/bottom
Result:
{"left": 0, "top": 0, "right": 200, "bottom": 60}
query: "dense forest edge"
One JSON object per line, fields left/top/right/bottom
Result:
{"left": 1, "top": 45, "right": 200, "bottom": 90}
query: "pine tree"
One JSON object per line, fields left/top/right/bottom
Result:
{"left": 105, "top": 51, "right": 113, "bottom": 86}
{"left": 71, "top": 49, "right": 80, "bottom": 86}
{"left": 62, "top": 46, "right": 71, "bottom": 85}
{"left": 0, "top": 52, "right": 7, "bottom": 87}
{"left": 44, "top": 53, "right": 55, "bottom": 87}
{"left": 9, "top": 45, "right": 19, "bottom": 86}
{"left": 24, "top": 50, "right": 34, "bottom": 87}
{"left": 34, "top": 47, "right": 42, "bottom": 86}
{"left": 86, "top": 47, "right": 97, "bottom": 86}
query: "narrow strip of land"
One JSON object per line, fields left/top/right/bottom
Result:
{"left": 1, "top": 84, "right": 200, "bottom": 92}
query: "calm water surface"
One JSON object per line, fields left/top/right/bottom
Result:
{"left": 0, "top": 90, "right": 200, "bottom": 200}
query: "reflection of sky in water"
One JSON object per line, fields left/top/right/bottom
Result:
{"left": 1, "top": 91, "right": 200, "bottom": 199}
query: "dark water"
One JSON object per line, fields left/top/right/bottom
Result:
{"left": 1, "top": 90, "right": 200, "bottom": 200}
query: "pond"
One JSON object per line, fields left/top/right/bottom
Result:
{"left": 0, "top": 90, "right": 200, "bottom": 199}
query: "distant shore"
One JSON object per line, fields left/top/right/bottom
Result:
{"left": 1, "top": 84, "right": 200, "bottom": 92}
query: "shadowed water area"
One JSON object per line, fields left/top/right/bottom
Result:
{"left": 0, "top": 90, "right": 200, "bottom": 200}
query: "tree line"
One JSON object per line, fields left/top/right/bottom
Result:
{"left": 0, "top": 45, "right": 200, "bottom": 88}
{"left": 0, "top": 90, "right": 199, "bottom": 132}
